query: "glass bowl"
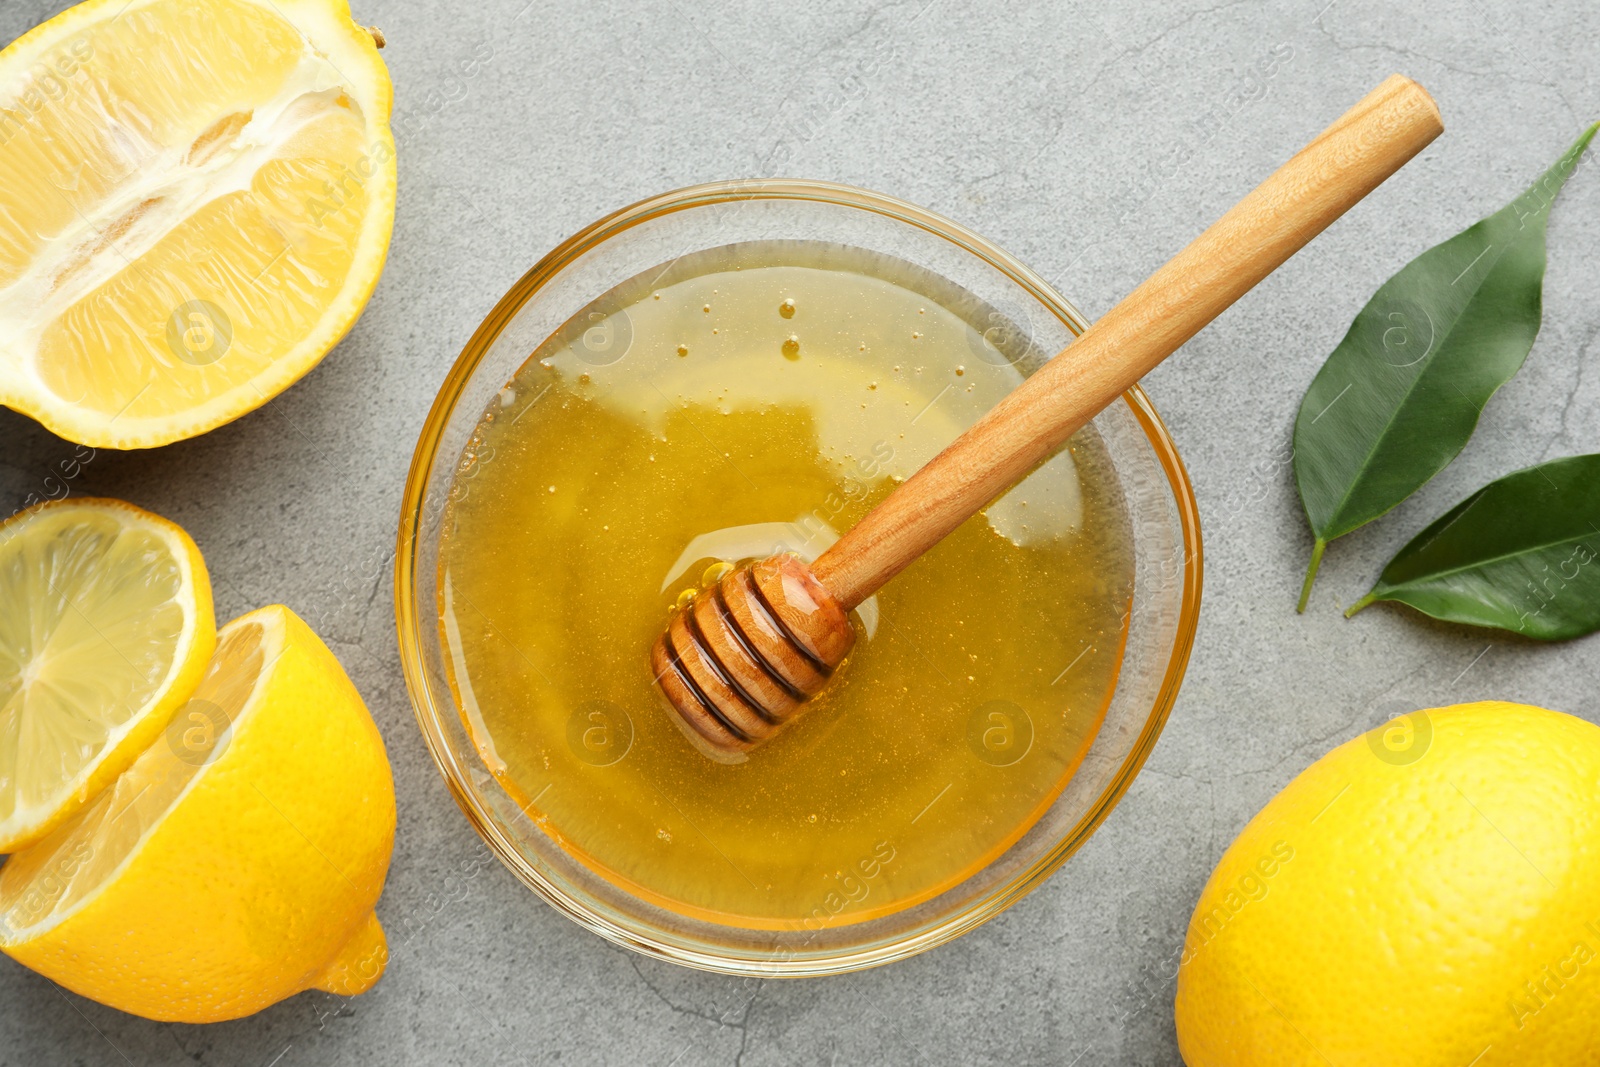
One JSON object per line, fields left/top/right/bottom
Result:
{"left": 395, "top": 179, "right": 1201, "bottom": 976}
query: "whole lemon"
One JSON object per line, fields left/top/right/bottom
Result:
{"left": 1175, "top": 700, "right": 1600, "bottom": 1066}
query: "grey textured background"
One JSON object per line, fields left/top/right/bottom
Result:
{"left": 2, "top": 0, "right": 1598, "bottom": 1063}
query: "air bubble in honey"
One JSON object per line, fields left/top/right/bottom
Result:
{"left": 779, "top": 298, "right": 796, "bottom": 319}
{"left": 782, "top": 335, "right": 800, "bottom": 360}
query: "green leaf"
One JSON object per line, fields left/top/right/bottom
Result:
{"left": 1293, "top": 122, "right": 1598, "bottom": 612}
{"left": 1347, "top": 454, "right": 1600, "bottom": 640}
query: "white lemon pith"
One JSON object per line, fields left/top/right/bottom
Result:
{"left": 0, "top": 605, "right": 396, "bottom": 1023}
{"left": 1175, "top": 701, "right": 1600, "bottom": 1067}
{"left": 0, "top": 498, "right": 214, "bottom": 852}
{"left": 0, "top": 0, "right": 396, "bottom": 448}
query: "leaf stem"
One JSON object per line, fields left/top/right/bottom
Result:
{"left": 1345, "top": 593, "right": 1378, "bottom": 618}
{"left": 1297, "top": 539, "right": 1327, "bottom": 614}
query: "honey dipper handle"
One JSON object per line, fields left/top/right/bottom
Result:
{"left": 811, "top": 74, "right": 1443, "bottom": 609}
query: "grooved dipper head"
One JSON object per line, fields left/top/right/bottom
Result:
{"left": 650, "top": 554, "right": 855, "bottom": 756}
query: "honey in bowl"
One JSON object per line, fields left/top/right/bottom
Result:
{"left": 437, "top": 242, "right": 1135, "bottom": 929}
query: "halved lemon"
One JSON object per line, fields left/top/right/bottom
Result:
{"left": 0, "top": 605, "right": 395, "bottom": 1022}
{"left": 0, "top": 0, "right": 396, "bottom": 448}
{"left": 0, "top": 497, "right": 214, "bottom": 852}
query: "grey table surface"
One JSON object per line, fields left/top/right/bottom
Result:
{"left": 2, "top": 0, "right": 1598, "bottom": 1063}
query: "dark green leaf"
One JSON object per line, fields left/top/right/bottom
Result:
{"left": 1293, "top": 122, "right": 1598, "bottom": 611}
{"left": 1347, "top": 454, "right": 1600, "bottom": 640}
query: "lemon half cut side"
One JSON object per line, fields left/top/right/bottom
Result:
{"left": 0, "top": 498, "right": 215, "bottom": 852}
{"left": 0, "top": 0, "right": 396, "bottom": 448}
{"left": 0, "top": 605, "right": 396, "bottom": 1023}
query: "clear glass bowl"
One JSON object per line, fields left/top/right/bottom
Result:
{"left": 395, "top": 179, "right": 1202, "bottom": 976}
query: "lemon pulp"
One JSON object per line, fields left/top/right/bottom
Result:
{"left": 439, "top": 244, "right": 1136, "bottom": 929}
{"left": 0, "top": 499, "right": 212, "bottom": 850}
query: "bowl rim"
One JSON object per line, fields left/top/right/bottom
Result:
{"left": 395, "top": 178, "right": 1203, "bottom": 976}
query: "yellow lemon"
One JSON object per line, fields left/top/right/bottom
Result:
{"left": 1175, "top": 700, "right": 1600, "bottom": 1066}
{"left": 0, "top": 0, "right": 395, "bottom": 448}
{"left": 0, "top": 498, "right": 214, "bottom": 852}
{"left": 0, "top": 604, "right": 395, "bottom": 1022}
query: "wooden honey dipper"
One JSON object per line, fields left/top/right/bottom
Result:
{"left": 652, "top": 74, "right": 1443, "bottom": 757}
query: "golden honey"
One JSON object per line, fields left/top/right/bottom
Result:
{"left": 437, "top": 243, "right": 1134, "bottom": 929}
